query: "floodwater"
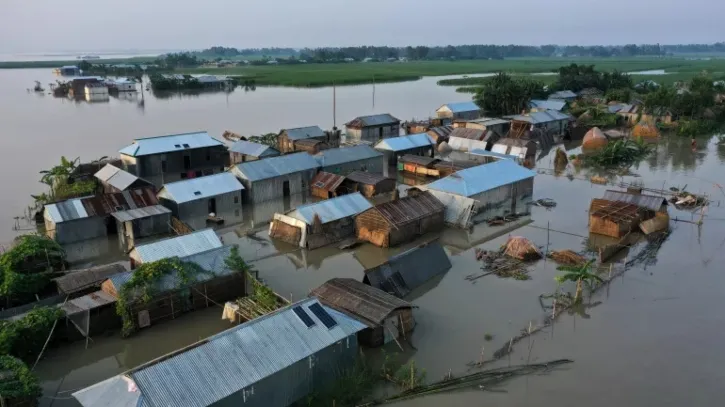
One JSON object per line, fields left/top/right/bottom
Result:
{"left": 1, "top": 66, "right": 724, "bottom": 406}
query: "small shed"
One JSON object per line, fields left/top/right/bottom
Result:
{"left": 278, "top": 126, "right": 326, "bottom": 153}
{"left": 294, "top": 138, "right": 330, "bottom": 154}
{"left": 363, "top": 241, "right": 451, "bottom": 298}
{"left": 399, "top": 155, "right": 441, "bottom": 176}
{"left": 231, "top": 152, "right": 320, "bottom": 203}
{"left": 345, "top": 114, "right": 401, "bottom": 143}
{"left": 447, "top": 128, "right": 501, "bottom": 152}
{"left": 94, "top": 164, "right": 154, "bottom": 193}
{"left": 355, "top": 191, "right": 445, "bottom": 247}
{"left": 505, "top": 111, "right": 571, "bottom": 138}
{"left": 310, "top": 172, "right": 348, "bottom": 199}
{"left": 128, "top": 228, "right": 223, "bottom": 268}
{"left": 426, "top": 125, "right": 454, "bottom": 144}
{"left": 157, "top": 172, "right": 244, "bottom": 224}
{"left": 589, "top": 190, "right": 668, "bottom": 238}
{"left": 54, "top": 264, "right": 127, "bottom": 296}
{"left": 374, "top": 133, "right": 435, "bottom": 166}
{"left": 270, "top": 193, "right": 372, "bottom": 249}
{"left": 344, "top": 171, "right": 396, "bottom": 198}
{"left": 44, "top": 198, "right": 107, "bottom": 245}
{"left": 491, "top": 138, "right": 537, "bottom": 167}
{"left": 229, "top": 140, "right": 280, "bottom": 164}
{"left": 436, "top": 101, "right": 482, "bottom": 120}
{"left": 310, "top": 278, "right": 415, "bottom": 347}
{"left": 111, "top": 205, "right": 172, "bottom": 251}
{"left": 314, "top": 145, "right": 385, "bottom": 175}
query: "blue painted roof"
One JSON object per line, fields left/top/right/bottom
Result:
{"left": 131, "top": 229, "right": 223, "bottom": 263}
{"left": 438, "top": 101, "right": 480, "bottom": 113}
{"left": 231, "top": 152, "right": 319, "bottom": 182}
{"left": 374, "top": 133, "right": 434, "bottom": 152}
{"left": 504, "top": 110, "right": 570, "bottom": 124}
{"left": 345, "top": 113, "right": 400, "bottom": 127}
{"left": 126, "top": 298, "right": 366, "bottom": 407}
{"left": 119, "top": 132, "right": 224, "bottom": 157}
{"left": 314, "top": 145, "right": 382, "bottom": 167}
{"left": 425, "top": 160, "right": 536, "bottom": 197}
{"left": 283, "top": 126, "right": 325, "bottom": 141}
{"left": 157, "top": 173, "right": 244, "bottom": 204}
{"left": 469, "top": 149, "right": 517, "bottom": 160}
{"left": 228, "top": 140, "right": 280, "bottom": 157}
{"left": 529, "top": 99, "right": 567, "bottom": 111}
{"left": 287, "top": 192, "right": 372, "bottom": 225}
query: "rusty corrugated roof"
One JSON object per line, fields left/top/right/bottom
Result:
{"left": 602, "top": 190, "right": 668, "bottom": 212}
{"left": 311, "top": 171, "right": 346, "bottom": 192}
{"left": 81, "top": 187, "right": 158, "bottom": 217}
{"left": 346, "top": 171, "right": 389, "bottom": 186}
{"left": 371, "top": 191, "right": 444, "bottom": 227}
{"left": 448, "top": 128, "right": 486, "bottom": 140}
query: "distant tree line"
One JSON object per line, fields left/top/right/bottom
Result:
{"left": 196, "top": 46, "right": 297, "bottom": 58}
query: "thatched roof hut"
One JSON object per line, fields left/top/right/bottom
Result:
{"left": 502, "top": 236, "right": 542, "bottom": 261}
{"left": 632, "top": 122, "right": 660, "bottom": 138}
{"left": 582, "top": 127, "right": 608, "bottom": 149}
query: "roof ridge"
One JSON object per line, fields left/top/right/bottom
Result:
{"left": 134, "top": 131, "right": 210, "bottom": 141}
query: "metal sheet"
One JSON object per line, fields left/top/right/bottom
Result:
{"left": 345, "top": 113, "right": 399, "bottom": 128}
{"left": 132, "top": 229, "right": 223, "bottom": 263}
{"left": 111, "top": 205, "right": 172, "bottom": 222}
{"left": 232, "top": 152, "right": 319, "bottom": 182}
{"left": 287, "top": 192, "right": 372, "bottom": 225}
{"left": 437, "top": 101, "right": 480, "bottom": 114}
{"left": 425, "top": 160, "right": 536, "bottom": 197}
{"left": 374, "top": 133, "right": 434, "bottom": 152}
{"left": 229, "top": 140, "right": 280, "bottom": 157}
{"left": 119, "top": 132, "right": 223, "bottom": 157}
{"left": 314, "top": 145, "right": 382, "bottom": 167}
{"left": 602, "top": 190, "right": 668, "bottom": 212}
{"left": 284, "top": 126, "right": 325, "bottom": 140}
{"left": 157, "top": 173, "right": 244, "bottom": 204}
{"left": 45, "top": 198, "right": 90, "bottom": 223}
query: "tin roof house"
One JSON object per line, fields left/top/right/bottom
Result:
{"left": 446, "top": 127, "right": 502, "bottom": 152}
{"left": 44, "top": 197, "right": 107, "bottom": 245}
{"left": 229, "top": 140, "right": 280, "bottom": 164}
{"left": 345, "top": 114, "right": 401, "bottom": 143}
{"left": 112, "top": 205, "right": 173, "bottom": 251}
{"left": 119, "top": 132, "right": 229, "bottom": 188}
{"left": 270, "top": 193, "right": 372, "bottom": 249}
{"left": 128, "top": 228, "right": 223, "bottom": 268}
{"left": 157, "top": 172, "right": 244, "bottom": 229}
{"left": 344, "top": 171, "right": 397, "bottom": 199}
{"left": 94, "top": 164, "right": 154, "bottom": 193}
{"left": 548, "top": 90, "right": 577, "bottom": 101}
{"left": 231, "top": 152, "right": 320, "bottom": 204}
{"left": 278, "top": 126, "right": 340, "bottom": 153}
{"left": 310, "top": 172, "right": 348, "bottom": 199}
{"left": 505, "top": 110, "right": 571, "bottom": 139}
{"left": 436, "top": 101, "right": 482, "bottom": 120}
{"left": 374, "top": 133, "right": 435, "bottom": 167}
{"left": 314, "top": 145, "right": 385, "bottom": 176}
{"left": 529, "top": 99, "right": 568, "bottom": 112}
{"left": 73, "top": 298, "right": 366, "bottom": 407}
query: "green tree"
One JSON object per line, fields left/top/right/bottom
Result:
{"left": 474, "top": 73, "right": 545, "bottom": 116}
{"left": 555, "top": 260, "right": 603, "bottom": 303}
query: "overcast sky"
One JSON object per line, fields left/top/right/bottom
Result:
{"left": 2, "top": 0, "right": 723, "bottom": 53}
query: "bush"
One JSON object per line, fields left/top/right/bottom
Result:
{"left": 0, "top": 355, "right": 42, "bottom": 401}
{"left": 0, "top": 306, "right": 64, "bottom": 363}
{"left": 677, "top": 119, "right": 718, "bottom": 137}
{"left": 0, "top": 235, "right": 66, "bottom": 305}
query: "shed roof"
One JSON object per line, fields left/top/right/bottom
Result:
{"left": 54, "top": 264, "right": 127, "bottom": 295}
{"left": 469, "top": 149, "right": 517, "bottom": 161}
{"left": 311, "top": 171, "right": 346, "bottom": 192}
{"left": 448, "top": 128, "right": 487, "bottom": 140}
{"left": 282, "top": 125, "right": 325, "bottom": 140}
{"left": 345, "top": 171, "right": 390, "bottom": 186}
{"left": 294, "top": 138, "right": 327, "bottom": 148}
{"left": 345, "top": 113, "right": 400, "bottom": 128}
{"left": 314, "top": 145, "right": 382, "bottom": 167}
{"left": 119, "top": 132, "right": 224, "bottom": 157}
{"left": 463, "top": 117, "right": 510, "bottom": 127}
{"left": 228, "top": 140, "right": 280, "bottom": 158}
{"left": 45, "top": 198, "right": 90, "bottom": 223}
{"left": 368, "top": 191, "right": 444, "bottom": 227}
{"left": 399, "top": 155, "right": 439, "bottom": 167}
{"left": 131, "top": 229, "right": 223, "bottom": 263}
{"left": 231, "top": 152, "right": 319, "bottom": 182}
{"left": 310, "top": 278, "right": 413, "bottom": 326}
{"left": 425, "top": 160, "right": 536, "bottom": 198}
{"left": 364, "top": 241, "right": 451, "bottom": 298}
{"left": 602, "top": 190, "right": 667, "bottom": 212}
{"left": 529, "top": 99, "right": 567, "bottom": 111}
{"left": 437, "top": 101, "right": 480, "bottom": 113}
{"left": 374, "top": 133, "right": 434, "bottom": 152}
{"left": 504, "top": 110, "right": 571, "bottom": 124}
{"left": 82, "top": 187, "right": 159, "bottom": 217}
{"left": 548, "top": 90, "right": 577, "bottom": 99}
{"left": 117, "top": 298, "right": 366, "bottom": 407}
{"left": 60, "top": 290, "right": 117, "bottom": 316}
{"left": 73, "top": 375, "right": 140, "bottom": 407}
{"left": 426, "top": 125, "right": 454, "bottom": 140}
{"left": 111, "top": 205, "right": 171, "bottom": 222}
{"left": 447, "top": 137, "right": 490, "bottom": 153}
{"left": 94, "top": 164, "right": 143, "bottom": 191}
{"left": 287, "top": 192, "right": 372, "bottom": 225}
{"left": 157, "top": 173, "right": 244, "bottom": 204}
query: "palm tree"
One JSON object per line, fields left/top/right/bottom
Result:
{"left": 555, "top": 260, "right": 603, "bottom": 303}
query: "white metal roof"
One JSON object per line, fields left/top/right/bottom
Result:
{"left": 374, "top": 133, "right": 434, "bottom": 152}
{"left": 94, "top": 164, "right": 140, "bottom": 191}
{"left": 132, "top": 229, "right": 223, "bottom": 263}
{"left": 118, "top": 132, "right": 224, "bottom": 157}
{"left": 231, "top": 152, "right": 320, "bottom": 182}
{"left": 229, "top": 140, "right": 279, "bottom": 157}
{"left": 157, "top": 173, "right": 244, "bottom": 204}
{"left": 529, "top": 99, "right": 567, "bottom": 111}
{"left": 111, "top": 205, "right": 172, "bottom": 222}
{"left": 286, "top": 193, "right": 372, "bottom": 225}
{"left": 447, "top": 137, "right": 489, "bottom": 152}
{"left": 44, "top": 198, "right": 89, "bottom": 223}
{"left": 314, "top": 145, "right": 382, "bottom": 167}
{"left": 425, "top": 160, "right": 536, "bottom": 197}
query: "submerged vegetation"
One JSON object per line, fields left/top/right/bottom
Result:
{"left": 0, "top": 235, "right": 66, "bottom": 306}
{"left": 555, "top": 260, "right": 603, "bottom": 303}
{"left": 582, "top": 138, "right": 651, "bottom": 167}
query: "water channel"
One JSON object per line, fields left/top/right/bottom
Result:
{"left": 1, "top": 67, "right": 724, "bottom": 406}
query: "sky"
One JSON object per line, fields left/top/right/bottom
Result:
{"left": 2, "top": 0, "right": 724, "bottom": 53}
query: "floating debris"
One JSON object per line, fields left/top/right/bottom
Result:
{"left": 468, "top": 248, "right": 529, "bottom": 281}
{"left": 528, "top": 198, "right": 557, "bottom": 208}
{"left": 670, "top": 191, "right": 708, "bottom": 208}
{"left": 548, "top": 250, "right": 588, "bottom": 266}
{"left": 502, "top": 236, "right": 542, "bottom": 261}
{"left": 590, "top": 175, "right": 608, "bottom": 185}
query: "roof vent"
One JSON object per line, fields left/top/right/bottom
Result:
{"left": 182, "top": 144, "right": 190, "bottom": 148}
{"left": 174, "top": 144, "right": 181, "bottom": 148}
{"left": 193, "top": 191, "right": 202, "bottom": 196}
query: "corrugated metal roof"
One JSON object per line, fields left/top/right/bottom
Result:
{"left": 127, "top": 298, "right": 366, "bottom": 407}
{"left": 311, "top": 172, "right": 346, "bottom": 192}
{"left": 60, "top": 290, "right": 117, "bottom": 316}
{"left": 374, "top": 133, "right": 434, "bottom": 152}
{"left": 616, "top": 104, "right": 640, "bottom": 114}
{"left": 94, "top": 164, "right": 141, "bottom": 191}
{"left": 447, "top": 137, "right": 489, "bottom": 152}
{"left": 283, "top": 126, "right": 325, "bottom": 141}
{"left": 448, "top": 128, "right": 486, "bottom": 140}
{"left": 369, "top": 191, "right": 444, "bottom": 227}
{"left": 82, "top": 187, "right": 159, "bottom": 217}
{"left": 548, "top": 90, "right": 577, "bottom": 99}
{"left": 399, "top": 155, "right": 439, "bottom": 167}
{"left": 529, "top": 99, "right": 567, "bottom": 111}
{"left": 119, "top": 132, "right": 223, "bottom": 157}
{"left": 73, "top": 375, "right": 141, "bottom": 407}
{"left": 427, "top": 125, "right": 454, "bottom": 139}
{"left": 314, "top": 145, "right": 382, "bottom": 167}
{"left": 132, "top": 229, "right": 223, "bottom": 263}
{"left": 54, "top": 264, "right": 127, "bottom": 295}
{"left": 470, "top": 149, "right": 517, "bottom": 161}
{"left": 504, "top": 110, "right": 571, "bottom": 124}
{"left": 287, "top": 192, "right": 372, "bottom": 225}
{"left": 229, "top": 140, "right": 280, "bottom": 158}
{"left": 345, "top": 113, "right": 400, "bottom": 128}
{"left": 231, "top": 152, "right": 319, "bottom": 182}
{"left": 45, "top": 198, "right": 90, "bottom": 223}
{"left": 438, "top": 101, "right": 480, "bottom": 113}
{"left": 111, "top": 205, "right": 171, "bottom": 222}
{"left": 464, "top": 117, "right": 510, "bottom": 126}
{"left": 425, "top": 160, "right": 536, "bottom": 197}
{"left": 602, "top": 190, "right": 667, "bottom": 212}
{"left": 346, "top": 171, "right": 389, "bottom": 185}
{"left": 157, "top": 173, "right": 243, "bottom": 204}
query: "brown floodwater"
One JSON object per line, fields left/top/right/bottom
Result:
{"left": 3, "top": 68, "right": 725, "bottom": 406}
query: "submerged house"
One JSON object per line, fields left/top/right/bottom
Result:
{"left": 310, "top": 172, "right": 347, "bottom": 199}
{"left": 548, "top": 90, "right": 577, "bottom": 101}
{"left": 355, "top": 191, "right": 445, "bottom": 247}
{"left": 374, "top": 133, "right": 435, "bottom": 167}
{"left": 399, "top": 155, "right": 440, "bottom": 176}
{"left": 270, "top": 193, "right": 372, "bottom": 249}
{"left": 589, "top": 189, "right": 669, "bottom": 238}
{"left": 294, "top": 138, "right": 330, "bottom": 154}
{"left": 44, "top": 197, "right": 107, "bottom": 244}
{"left": 231, "top": 152, "right": 320, "bottom": 203}
{"left": 436, "top": 101, "right": 482, "bottom": 120}
{"left": 54, "top": 264, "right": 127, "bottom": 297}
{"left": 345, "top": 114, "right": 401, "bottom": 143}
{"left": 529, "top": 99, "right": 568, "bottom": 112}
{"left": 363, "top": 241, "right": 452, "bottom": 298}
{"left": 426, "top": 125, "right": 455, "bottom": 144}
{"left": 615, "top": 104, "right": 642, "bottom": 125}
{"left": 73, "top": 298, "right": 366, "bottom": 407}
{"left": 156, "top": 172, "right": 244, "bottom": 225}
{"left": 314, "top": 145, "right": 385, "bottom": 176}
{"left": 277, "top": 126, "right": 338, "bottom": 153}
{"left": 128, "top": 228, "right": 223, "bottom": 268}
{"left": 94, "top": 164, "right": 154, "bottom": 193}
{"left": 344, "top": 171, "right": 396, "bottom": 198}
{"left": 446, "top": 127, "right": 501, "bottom": 152}
{"left": 491, "top": 138, "right": 537, "bottom": 167}
{"left": 505, "top": 110, "right": 571, "bottom": 138}
{"left": 112, "top": 205, "right": 172, "bottom": 251}
{"left": 229, "top": 140, "right": 280, "bottom": 164}
{"left": 311, "top": 278, "right": 415, "bottom": 347}
{"left": 119, "top": 131, "right": 229, "bottom": 188}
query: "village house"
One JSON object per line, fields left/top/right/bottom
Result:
{"left": 355, "top": 191, "right": 445, "bottom": 247}
{"left": 589, "top": 189, "right": 669, "bottom": 238}
{"left": 311, "top": 278, "right": 415, "bottom": 347}
{"left": 112, "top": 205, "right": 173, "bottom": 251}
{"left": 345, "top": 114, "right": 401, "bottom": 143}
{"left": 270, "top": 193, "right": 372, "bottom": 249}
{"left": 57, "top": 65, "right": 81, "bottom": 76}
{"left": 399, "top": 155, "right": 441, "bottom": 177}
{"left": 119, "top": 131, "right": 229, "bottom": 188}
{"left": 615, "top": 104, "right": 642, "bottom": 125}
{"left": 314, "top": 145, "right": 385, "bottom": 175}
{"left": 231, "top": 152, "right": 320, "bottom": 203}
{"left": 107, "top": 78, "right": 137, "bottom": 92}
{"left": 446, "top": 127, "right": 501, "bottom": 152}
{"left": 529, "top": 99, "right": 568, "bottom": 112}
{"left": 548, "top": 90, "right": 577, "bottom": 101}
{"left": 84, "top": 82, "right": 109, "bottom": 102}
{"left": 374, "top": 133, "right": 435, "bottom": 167}
{"left": 294, "top": 138, "right": 330, "bottom": 154}
{"left": 491, "top": 138, "right": 538, "bottom": 167}
{"left": 310, "top": 172, "right": 347, "bottom": 199}
{"left": 344, "top": 171, "right": 397, "bottom": 198}
{"left": 426, "top": 125, "right": 454, "bottom": 144}
{"left": 73, "top": 298, "right": 366, "bottom": 407}
{"left": 436, "top": 101, "right": 482, "bottom": 120}
{"left": 228, "top": 140, "right": 280, "bottom": 164}
{"left": 53, "top": 264, "right": 128, "bottom": 297}
{"left": 453, "top": 117, "right": 510, "bottom": 136}
{"left": 404, "top": 118, "right": 450, "bottom": 135}
{"left": 67, "top": 76, "right": 103, "bottom": 98}
{"left": 157, "top": 172, "right": 244, "bottom": 226}
{"left": 504, "top": 110, "right": 571, "bottom": 138}
{"left": 277, "top": 126, "right": 340, "bottom": 153}
{"left": 128, "top": 228, "right": 223, "bottom": 268}
{"left": 641, "top": 108, "right": 674, "bottom": 125}
{"left": 94, "top": 164, "right": 154, "bottom": 193}
{"left": 363, "top": 241, "right": 451, "bottom": 298}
